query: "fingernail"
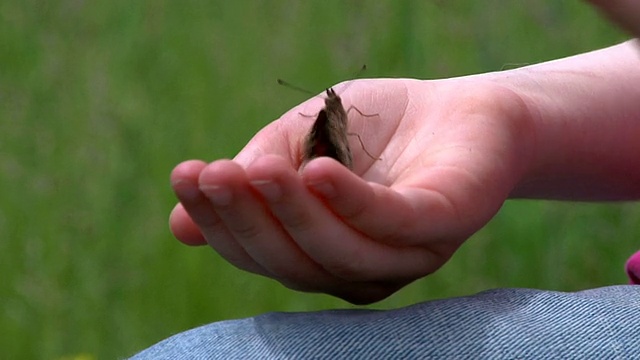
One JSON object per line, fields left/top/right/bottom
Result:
{"left": 171, "top": 179, "right": 201, "bottom": 202}
{"left": 308, "top": 180, "right": 336, "bottom": 198}
{"left": 251, "top": 179, "right": 282, "bottom": 202}
{"left": 200, "top": 185, "right": 233, "bottom": 207}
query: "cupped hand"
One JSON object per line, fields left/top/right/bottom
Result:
{"left": 169, "top": 78, "right": 535, "bottom": 304}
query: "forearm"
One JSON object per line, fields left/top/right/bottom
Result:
{"left": 495, "top": 41, "right": 640, "bottom": 200}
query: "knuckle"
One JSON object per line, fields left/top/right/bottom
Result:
{"left": 340, "top": 199, "right": 368, "bottom": 221}
{"left": 229, "top": 222, "right": 262, "bottom": 240}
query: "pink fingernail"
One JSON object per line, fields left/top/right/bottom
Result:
{"left": 200, "top": 185, "right": 233, "bottom": 207}
{"left": 171, "top": 179, "right": 201, "bottom": 201}
{"left": 251, "top": 180, "right": 282, "bottom": 202}
{"left": 308, "top": 180, "right": 336, "bottom": 198}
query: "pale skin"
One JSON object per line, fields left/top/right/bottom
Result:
{"left": 169, "top": 4, "right": 640, "bottom": 304}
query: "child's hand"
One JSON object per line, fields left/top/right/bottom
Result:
{"left": 168, "top": 79, "right": 533, "bottom": 304}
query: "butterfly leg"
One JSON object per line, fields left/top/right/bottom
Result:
{"left": 347, "top": 132, "right": 381, "bottom": 161}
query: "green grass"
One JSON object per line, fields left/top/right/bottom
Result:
{"left": 0, "top": 1, "right": 635, "bottom": 358}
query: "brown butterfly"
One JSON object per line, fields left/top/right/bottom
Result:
{"left": 277, "top": 74, "right": 379, "bottom": 171}
{"left": 300, "top": 87, "right": 378, "bottom": 170}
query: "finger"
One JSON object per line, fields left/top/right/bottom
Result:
{"left": 169, "top": 204, "right": 207, "bottom": 246}
{"left": 170, "top": 160, "right": 267, "bottom": 276}
{"left": 249, "top": 155, "right": 445, "bottom": 282}
{"left": 301, "top": 157, "right": 467, "bottom": 251}
{"left": 169, "top": 160, "right": 209, "bottom": 246}
{"left": 198, "top": 159, "right": 337, "bottom": 291}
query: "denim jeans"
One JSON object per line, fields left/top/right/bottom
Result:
{"left": 130, "top": 285, "right": 640, "bottom": 359}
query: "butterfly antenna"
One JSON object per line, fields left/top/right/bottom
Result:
{"left": 277, "top": 79, "right": 315, "bottom": 95}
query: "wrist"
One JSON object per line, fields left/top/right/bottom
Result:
{"left": 482, "top": 42, "right": 640, "bottom": 200}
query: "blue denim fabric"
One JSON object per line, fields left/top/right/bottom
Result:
{"left": 130, "top": 286, "right": 640, "bottom": 359}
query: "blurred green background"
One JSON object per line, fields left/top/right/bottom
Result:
{"left": 1, "top": 0, "right": 637, "bottom": 358}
